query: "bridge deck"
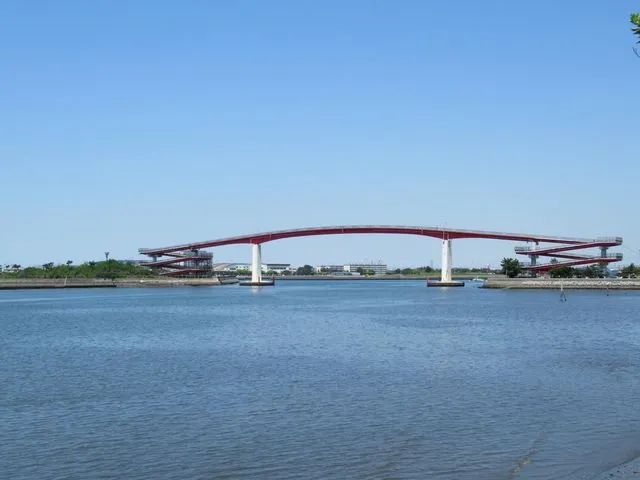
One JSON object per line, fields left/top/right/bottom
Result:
{"left": 139, "top": 225, "right": 618, "bottom": 256}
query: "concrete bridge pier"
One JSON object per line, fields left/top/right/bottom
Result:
{"left": 251, "top": 243, "right": 262, "bottom": 284}
{"left": 441, "top": 239, "right": 452, "bottom": 282}
{"left": 239, "top": 243, "right": 275, "bottom": 286}
{"left": 428, "top": 239, "right": 463, "bottom": 287}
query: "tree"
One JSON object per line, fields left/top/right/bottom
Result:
{"left": 296, "top": 264, "right": 315, "bottom": 275}
{"left": 632, "top": 12, "right": 640, "bottom": 55}
{"left": 549, "top": 266, "right": 574, "bottom": 278}
{"left": 500, "top": 258, "right": 522, "bottom": 278}
{"left": 620, "top": 263, "right": 638, "bottom": 278}
{"left": 582, "top": 264, "right": 605, "bottom": 278}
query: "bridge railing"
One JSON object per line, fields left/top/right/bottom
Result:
{"left": 515, "top": 241, "right": 624, "bottom": 254}
{"left": 140, "top": 251, "right": 213, "bottom": 260}
{"left": 596, "top": 237, "right": 624, "bottom": 245}
{"left": 168, "top": 250, "right": 213, "bottom": 258}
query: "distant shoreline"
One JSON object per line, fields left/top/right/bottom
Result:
{"left": 263, "top": 274, "right": 488, "bottom": 281}
{"left": 3, "top": 276, "right": 638, "bottom": 290}
{"left": 0, "top": 277, "right": 238, "bottom": 290}
{"left": 275, "top": 275, "right": 428, "bottom": 281}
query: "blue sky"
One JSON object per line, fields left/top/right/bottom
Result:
{"left": 1, "top": 0, "right": 638, "bottom": 268}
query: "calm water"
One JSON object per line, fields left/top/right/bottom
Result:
{"left": 1, "top": 281, "right": 639, "bottom": 479}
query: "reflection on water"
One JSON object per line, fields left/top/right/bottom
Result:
{"left": 1, "top": 282, "right": 639, "bottom": 479}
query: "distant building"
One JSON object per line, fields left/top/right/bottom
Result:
{"left": 1, "top": 264, "right": 21, "bottom": 273}
{"left": 213, "top": 262, "right": 292, "bottom": 274}
{"left": 264, "top": 263, "right": 292, "bottom": 274}
{"left": 344, "top": 263, "right": 387, "bottom": 275}
{"left": 315, "top": 264, "right": 344, "bottom": 273}
{"left": 213, "top": 263, "right": 251, "bottom": 272}
{"left": 120, "top": 259, "right": 149, "bottom": 265}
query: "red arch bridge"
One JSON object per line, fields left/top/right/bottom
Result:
{"left": 139, "top": 226, "right": 623, "bottom": 284}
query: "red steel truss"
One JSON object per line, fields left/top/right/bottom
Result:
{"left": 140, "top": 250, "right": 213, "bottom": 277}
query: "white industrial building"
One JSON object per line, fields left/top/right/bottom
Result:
{"left": 315, "top": 264, "right": 345, "bottom": 273}
{"left": 315, "top": 263, "right": 387, "bottom": 275}
{"left": 213, "top": 262, "right": 293, "bottom": 274}
{"left": 343, "top": 263, "right": 387, "bottom": 275}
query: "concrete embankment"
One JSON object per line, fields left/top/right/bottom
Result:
{"left": 276, "top": 275, "right": 428, "bottom": 281}
{"left": 483, "top": 278, "right": 640, "bottom": 290}
{"left": 0, "top": 277, "right": 238, "bottom": 290}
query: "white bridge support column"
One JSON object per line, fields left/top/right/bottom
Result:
{"left": 441, "top": 239, "right": 452, "bottom": 282}
{"left": 251, "top": 243, "right": 262, "bottom": 284}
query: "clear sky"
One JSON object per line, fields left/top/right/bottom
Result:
{"left": 2, "top": 0, "right": 639, "bottom": 269}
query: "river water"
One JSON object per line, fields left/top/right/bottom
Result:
{"left": 1, "top": 281, "right": 639, "bottom": 479}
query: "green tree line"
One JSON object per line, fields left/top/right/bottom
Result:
{"left": 547, "top": 264, "right": 607, "bottom": 278}
{"left": 618, "top": 263, "right": 640, "bottom": 278}
{"left": 0, "top": 260, "right": 155, "bottom": 280}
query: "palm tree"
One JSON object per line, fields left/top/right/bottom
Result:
{"left": 632, "top": 12, "right": 640, "bottom": 56}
